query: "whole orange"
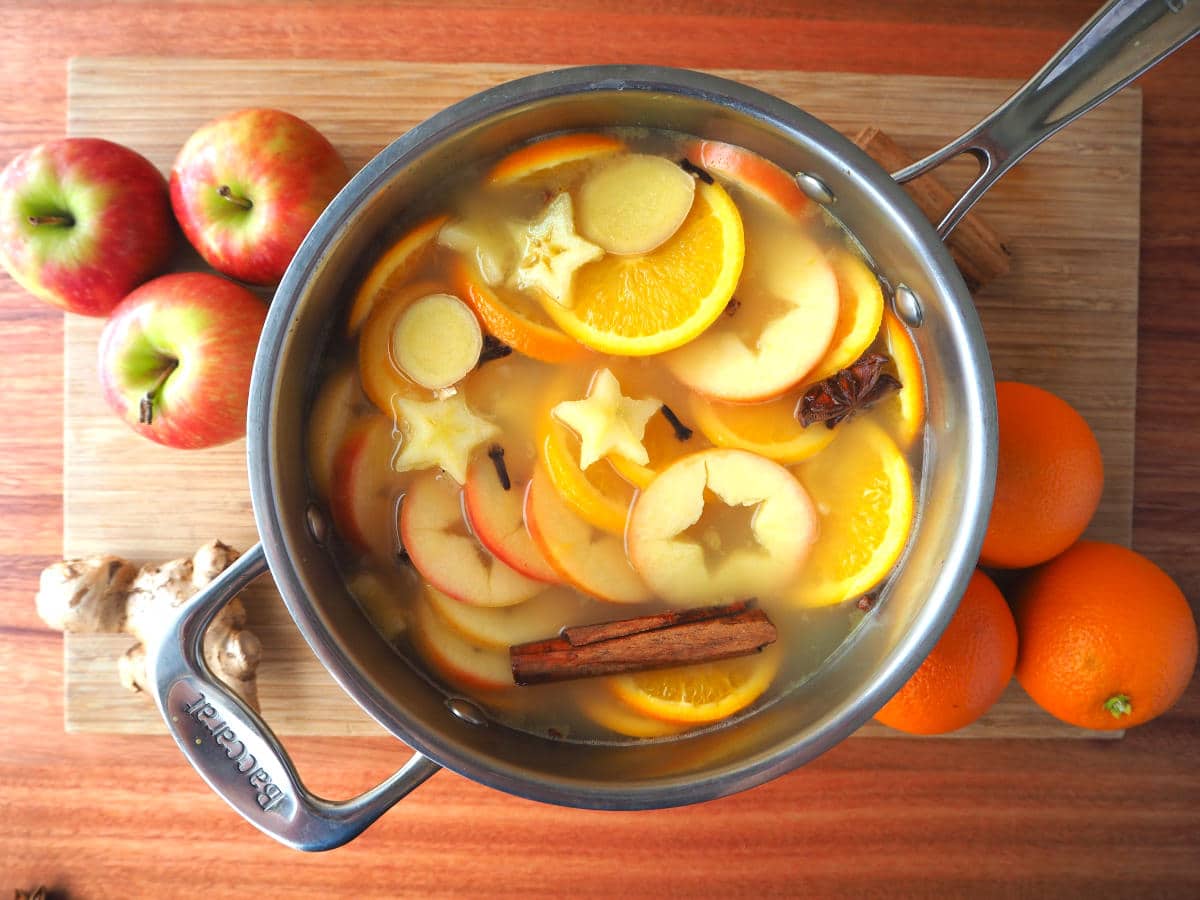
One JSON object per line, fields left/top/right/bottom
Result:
{"left": 875, "top": 570, "right": 1017, "bottom": 735}
{"left": 1014, "top": 541, "right": 1197, "bottom": 730}
{"left": 980, "top": 381, "right": 1103, "bottom": 569}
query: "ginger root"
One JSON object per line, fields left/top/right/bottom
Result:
{"left": 36, "top": 540, "right": 262, "bottom": 711}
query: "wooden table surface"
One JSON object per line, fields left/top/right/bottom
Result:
{"left": 1, "top": 2, "right": 1197, "bottom": 897}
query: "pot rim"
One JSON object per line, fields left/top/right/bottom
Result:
{"left": 249, "top": 64, "right": 996, "bottom": 809}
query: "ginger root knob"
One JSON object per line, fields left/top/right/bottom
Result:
{"left": 37, "top": 540, "right": 262, "bottom": 711}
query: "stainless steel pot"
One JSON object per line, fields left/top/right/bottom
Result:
{"left": 146, "top": 0, "right": 1199, "bottom": 851}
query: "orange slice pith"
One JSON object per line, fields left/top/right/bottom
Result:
{"left": 488, "top": 132, "right": 625, "bottom": 185}
{"left": 453, "top": 257, "right": 590, "bottom": 364}
{"left": 537, "top": 179, "right": 744, "bottom": 356}
{"left": 609, "top": 646, "right": 781, "bottom": 725}
{"left": 347, "top": 215, "right": 447, "bottom": 335}
{"left": 688, "top": 392, "right": 836, "bottom": 465}
{"left": 788, "top": 418, "right": 914, "bottom": 608}
{"left": 806, "top": 246, "right": 886, "bottom": 383}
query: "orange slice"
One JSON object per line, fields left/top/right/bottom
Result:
{"left": 578, "top": 686, "right": 689, "bottom": 739}
{"left": 453, "top": 257, "right": 589, "bottom": 364}
{"left": 789, "top": 418, "right": 914, "bottom": 607}
{"left": 688, "top": 392, "right": 836, "bottom": 465}
{"left": 609, "top": 646, "right": 781, "bottom": 725}
{"left": 873, "top": 310, "right": 926, "bottom": 448}
{"left": 537, "top": 179, "right": 744, "bottom": 356}
{"left": 346, "top": 215, "right": 447, "bottom": 335}
{"left": 806, "top": 247, "right": 885, "bottom": 383}
{"left": 488, "top": 132, "right": 624, "bottom": 185}
{"left": 540, "top": 417, "right": 636, "bottom": 536}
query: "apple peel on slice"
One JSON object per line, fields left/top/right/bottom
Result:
{"left": 328, "top": 415, "right": 408, "bottom": 564}
{"left": 525, "top": 465, "right": 652, "bottom": 605}
{"left": 411, "top": 590, "right": 514, "bottom": 691}
{"left": 664, "top": 231, "right": 839, "bottom": 403}
{"left": 627, "top": 448, "right": 817, "bottom": 606}
{"left": 424, "top": 583, "right": 592, "bottom": 650}
{"left": 400, "top": 470, "right": 544, "bottom": 608}
{"left": 462, "top": 456, "right": 560, "bottom": 583}
{"left": 687, "top": 140, "right": 812, "bottom": 221}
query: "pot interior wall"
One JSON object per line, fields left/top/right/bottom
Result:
{"left": 253, "top": 68, "right": 994, "bottom": 809}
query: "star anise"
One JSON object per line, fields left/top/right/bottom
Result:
{"left": 797, "top": 352, "right": 902, "bottom": 429}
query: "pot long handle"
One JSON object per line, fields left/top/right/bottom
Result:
{"left": 895, "top": 0, "right": 1200, "bottom": 237}
{"left": 144, "top": 542, "right": 442, "bottom": 851}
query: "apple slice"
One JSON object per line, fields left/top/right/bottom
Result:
{"left": 664, "top": 230, "right": 839, "bottom": 402}
{"left": 424, "top": 583, "right": 592, "bottom": 650}
{"left": 626, "top": 448, "right": 818, "bottom": 605}
{"left": 307, "top": 362, "right": 373, "bottom": 502}
{"left": 686, "top": 140, "right": 812, "bottom": 221}
{"left": 329, "top": 415, "right": 407, "bottom": 563}
{"left": 411, "top": 590, "right": 514, "bottom": 691}
{"left": 400, "top": 469, "right": 544, "bottom": 607}
{"left": 524, "top": 465, "right": 652, "bottom": 605}
{"left": 462, "top": 456, "right": 560, "bottom": 583}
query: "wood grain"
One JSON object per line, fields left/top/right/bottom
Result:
{"left": 1, "top": 3, "right": 1197, "bottom": 896}
{"left": 61, "top": 58, "right": 1138, "bottom": 740}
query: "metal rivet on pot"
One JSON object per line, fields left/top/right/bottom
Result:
{"left": 894, "top": 284, "right": 924, "bottom": 327}
{"left": 794, "top": 172, "right": 835, "bottom": 205}
{"left": 305, "top": 503, "right": 329, "bottom": 545}
{"left": 445, "top": 697, "right": 488, "bottom": 726}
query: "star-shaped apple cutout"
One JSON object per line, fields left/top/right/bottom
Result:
{"left": 552, "top": 368, "right": 660, "bottom": 470}
{"left": 510, "top": 193, "right": 603, "bottom": 307}
{"left": 392, "top": 392, "right": 500, "bottom": 484}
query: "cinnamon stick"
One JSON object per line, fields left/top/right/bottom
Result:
{"left": 853, "top": 125, "right": 1011, "bottom": 292}
{"left": 509, "top": 601, "right": 776, "bottom": 686}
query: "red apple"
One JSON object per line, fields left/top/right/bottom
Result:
{"left": 0, "top": 138, "right": 174, "bottom": 316}
{"left": 169, "top": 108, "right": 349, "bottom": 286}
{"left": 97, "top": 272, "right": 267, "bottom": 448}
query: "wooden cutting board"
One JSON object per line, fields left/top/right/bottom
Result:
{"left": 62, "top": 58, "right": 1140, "bottom": 739}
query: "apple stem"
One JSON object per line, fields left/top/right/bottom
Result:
{"left": 27, "top": 214, "right": 74, "bottom": 227}
{"left": 139, "top": 359, "right": 179, "bottom": 426}
{"left": 217, "top": 185, "right": 253, "bottom": 210}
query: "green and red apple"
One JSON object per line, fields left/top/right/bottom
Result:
{"left": 170, "top": 108, "right": 349, "bottom": 286}
{"left": 97, "top": 272, "right": 267, "bottom": 449}
{"left": 0, "top": 137, "right": 174, "bottom": 316}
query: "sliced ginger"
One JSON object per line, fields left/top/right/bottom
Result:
{"left": 577, "top": 153, "right": 696, "bottom": 255}
{"left": 391, "top": 292, "right": 483, "bottom": 390}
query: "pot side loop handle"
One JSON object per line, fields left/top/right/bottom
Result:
{"left": 144, "top": 542, "right": 442, "bottom": 852}
{"left": 894, "top": 0, "right": 1200, "bottom": 238}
